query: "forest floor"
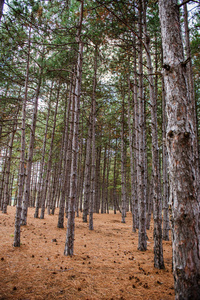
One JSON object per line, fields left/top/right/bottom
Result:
{"left": 0, "top": 206, "right": 174, "bottom": 300}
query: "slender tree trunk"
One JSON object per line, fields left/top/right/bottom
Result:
{"left": 0, "top": 146, "right": 8, "bottom": 210}
{"left": 13, "top": 27, "right": 31, "bottom": 246}
{"left": 89, "top": 44, "right": 97, "bottom": 230}
{"left": 64, "top": 0, "right": 84, "bottom": 256}
{"left": 2, "top": 126, "right": 17, "bottom": 213}
{"left": 95, "top": 144, "right": 101, "bottom": 213}
{"left": 143, "top": 1, "right": 164, "bottom": 268}
{"left": 159, "top": 1, "right": 200, "bottom": 298}
{"left": 146, "top": 177, "right": 153, "bottom": 230}
{"left": 121, "top": 95, "right": 126, "bottom": 223}
{"left": 137, "top": 1, "right": 147, "bottom": 251}
{"left": 162, "top": 76, "right": 170, "bottom": 241}
{"left": 133, "top": 40, "right": 139, "bottom": 230}
{"left": 79, "top": 139, "right": 86, "bottom": 212}
{"left": 105, "top": 144, "right": 110, "bottom": 214}
{"left": 128, "top": 69, "right": 136, "bottom": 231}
{"left": 101, "top": 145, "right": 107, "bottom": 214}
{"left": 113, "top": 140, "right": 117, "bottom": 214}
{"left": 83, "top": 116, "right": 92, "bottom": 222}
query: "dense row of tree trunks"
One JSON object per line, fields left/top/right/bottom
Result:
{"left": 34, "top": 86, "right": 52, "bottom": 218}
{"left": 2, "top": 110, "right": 18, "bottom": 213}
{"left": 159, "top": 0, "right": 200, "bottom": 298}
{"left": 21, "top": 67, "right": 42, "bottom": 225}
{"left": 40, "top": 88, "right": 59, "bottom": 219}
{"left": 57, "top": 83, "right": 72, "bottom": 228}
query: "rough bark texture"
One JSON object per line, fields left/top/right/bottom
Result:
{"left": 143, "top": 1, "right": 164, "bottom": 269}
{"left": 159, "top": 1, "right": 200, "bottom": 298}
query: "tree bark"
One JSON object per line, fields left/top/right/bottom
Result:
{"left": 82, "top": 115, "right": 92, "bottom": 222}
{"left": 121, "top": 95, "right": 126, "bottom": 223}
{"left": 89, "top": 44, "right": 98, "bottom": 230}
{"left": 14, "top": 27, "right": 31, "bottom": 246}
{"left": 159, "top": 0, "right": 200, "bottom": 298}
{"left": 101, "top": 145, "right": 107, "bottom": 214}
{"left": 143, "top": 0, "right": 164, "bottom": 268}
{"left": 64, "top": 0, "right": 84, "bottom": 256}
{"left": 162, "top": 76, "right": 170, "bottom": 241}
{"left": 127, "top": 69, "right": 136, "bottom": 232}
{"left": 2, "top": 124, "right": 17, "bottom": 213}
{"left": 137, "top": 1, "right": 147, "bottom": 251}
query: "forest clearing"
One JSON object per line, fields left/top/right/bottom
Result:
{"left": 0, "top": 207, "right": 174, "bottom": 300}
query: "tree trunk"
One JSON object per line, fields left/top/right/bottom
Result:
{"left": 121, "top": 95, "right": 126, "bottom": 223}
{"left": 113, "top": 140, "right": 118, "bottom": 215}
{"left": 133, "top": 33, "right": 139, "bottom": 230}
{"left": 2, "top": 126, "right": 17, "bottom": 213}
{"left": 64, "top": 0, "right": 84, "bottom": 256}
{"left": 0, "top": 146, "right": 8, "bottom": 210}
{"left": 159, "top": 0, "right": 200, "bottom": 298}
{"left": 143, "top": 1, "right": 164, "bottom": 268}
{"left": 82, "top": 116, "right": 92, "bottom": 222}
{"left": 89, "top": 44, "right": 97, "bottom": 230}
{"left": 137, "top": 1, "right": 147, "bottom": 251}
{"left": 162, "top": 76, "right": 170, "bottom": 241}
{"left": 101, "top": 145, "right": 107, "bottom": 214}
{"left": 14, "top": 27, "right": 31, "bottom": 246}
{"left": 128, "top": 68, "right": 136, "bottom": 231}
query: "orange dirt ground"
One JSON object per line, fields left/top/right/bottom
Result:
{"left": 0, "top": 206, "right": 174, "bottom": 300}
